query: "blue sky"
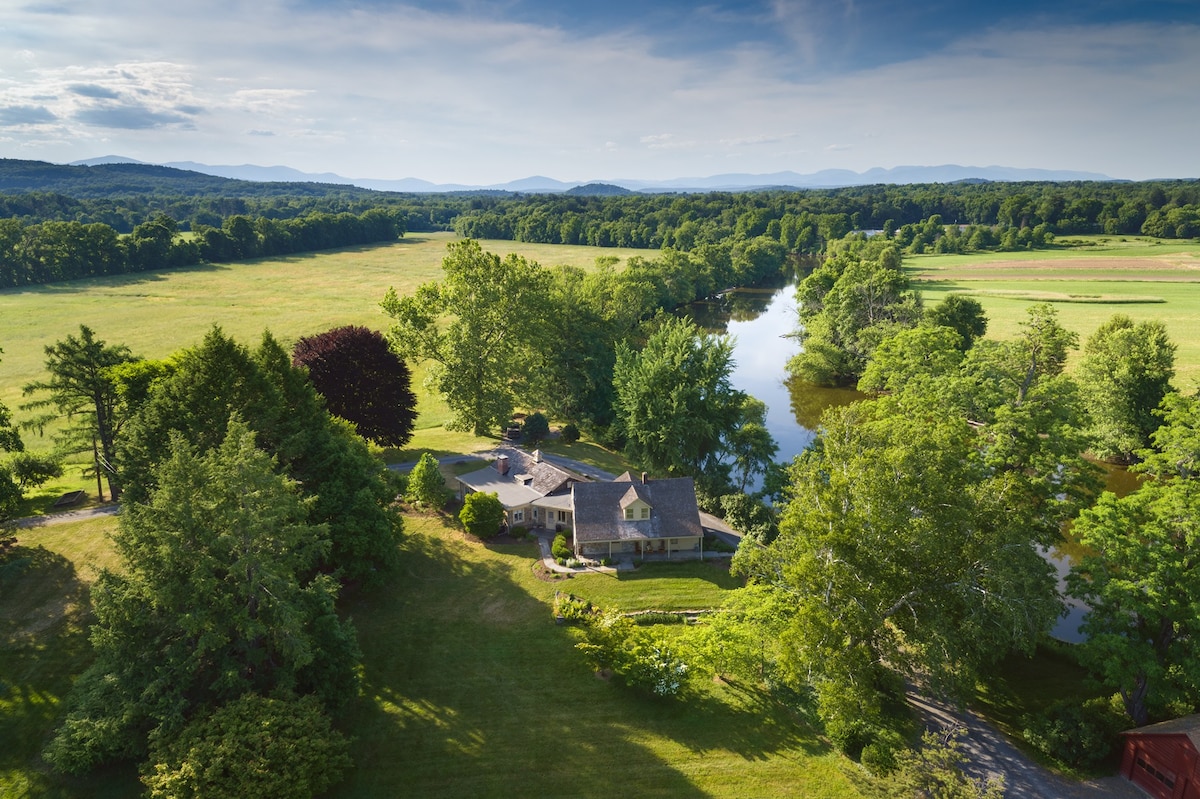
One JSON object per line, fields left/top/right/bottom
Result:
{"left": 1, "top": 1, "right": 1197, "bottom": 183}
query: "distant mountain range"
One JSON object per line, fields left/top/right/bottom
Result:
{"left": 68, "top": 156, "right": 1117, "bottom": 193}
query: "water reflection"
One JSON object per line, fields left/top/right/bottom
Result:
{"left": 683, "top": 282, "right": 862, "bottom": 475}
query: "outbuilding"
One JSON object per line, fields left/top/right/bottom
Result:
{"left": 1121, "top": 715, "right": 1200, "bottom": 798}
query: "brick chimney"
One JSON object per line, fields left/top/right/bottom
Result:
{"left": 496, "top": 455, "right": 509, "bottom": 475}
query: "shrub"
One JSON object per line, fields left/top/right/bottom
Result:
{"left": 509, "top": 524, "right": 528, "bottom": 539}
{"left": 560, "top": 423, "right": 580, "bottom": 445}
{"left": 405, "top": 452, "right": 448, "bottom": 509}
{"left": 551, "top": 533, "right": 572, "bottom": 560}
{"left": 459, "top": 491, "right": 504, "bottom": 538}
{"left": 1022, "top": 696, "right": 1128, "bottom": 769}
{"left": 522, "top": 412, "right": 550, "bottom": 445}
{"left": 142, "top": 694, "right": 351, "bottom": 799}
{"left": 859, "top": 728, "right": 905, "bottom": 775}
{"left": 633, "top": 612, "right": 686, "bottom": 626}
{"left": 575, "top": 610, "right": 691, "bottom": 698}
{"left": 552, "top": 593, "right": 594, "bottom": 623}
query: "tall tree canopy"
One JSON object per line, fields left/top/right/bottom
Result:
{"left": 21, "top": 325, "right": 137, "bottom": 500}
{"left": 46, "top": 419, "right": 359, "bottom": 775}
{"left": 788, "top": 235, "right": 922, "bottom": 387}
{"left": 735, "top": 395, "right": 1064, "bottom": 734}
{"left": 612, "top": 316, "right": 776, "bottom": 494}
{"left": 382, "top": 239, "right": 552, "bottom": 435}
{"left": 292, "top": 325, "right": 418, "bottom": 447}
{"left": 1077, "top": 314, "right": 1176, "bottom": 463}
{"left": 118, "top": 327, "right": 401, "bottom": 585}
{"left": 1068, "top": 392, "right": 1200, "bottom": 725}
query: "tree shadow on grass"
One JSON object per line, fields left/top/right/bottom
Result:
{"left": 0, "top": 545, "right": 140, "bottom": 798}
{"left": 337, "top": 524, "right": 838, "bottom": 798}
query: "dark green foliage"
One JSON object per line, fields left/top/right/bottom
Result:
{"left": 1068, "top": 392, "right": 1200, "bottom": 725}
{"left": 292, "top": 325, "right": 417, "bottom": 447}
{"left": 521, "top": 412, "right": 550, "bottom": 445}
{"left": 21, "top": 325, "right": 138, "bottom": 501}
{"left": 118, "top": 327, "right": 401, "bottom": 586}
{"left": 789, "top": 235, "right": 922, "bottom": 386}
{"left": 459, "top": 491, "right": 505, "bottom": 539}
{"left": 45, "top": 420, "right": 359, "bottom": 776}
{"left": 142, "top": 693, "right": 352, "bottom": 799}
{"left": 924, "top": 294, "right": 988, "bottom": 350}
{"left": 717, "top": 492, "right": 777, "bottom": 545}
{"left": 560, "top": 422, "right": 580, "bottom": 444}
{"left": 551, "top": 533, "right": 572, "bottom": 560}
{"left": 1021, "top": 697, "right": 1128, "bottom": 770}
{"left": 575, "top": 610, "right": 691, "bottom": 697}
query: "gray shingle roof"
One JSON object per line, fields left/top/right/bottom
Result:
{"left": 456, "top": 448, "right": 586, "bottom": 509}
{"left": 572, "top": 475, "right": 703, "bottom": 544}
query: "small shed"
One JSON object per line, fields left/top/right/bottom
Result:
{"left": 1121, "top": 715, "right": 1200, "bottom": 799}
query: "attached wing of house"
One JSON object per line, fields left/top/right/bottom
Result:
{"left": 455, "top": 448, "right": 588, "bottom": 530}
{"left": 570, "top": 471, "right": 704, "bottom": 560}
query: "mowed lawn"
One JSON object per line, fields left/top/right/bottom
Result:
{"left": 909, "top": 235, "right": 1200, "bottom": 385}
{"left": 2, "top": 513, "right": 863, "bottom": 799}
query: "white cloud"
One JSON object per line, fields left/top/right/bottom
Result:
{"left": 0, "top": 2, "right": 1195, "bottom": 181}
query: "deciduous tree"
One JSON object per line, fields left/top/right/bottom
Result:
{"left": 405, "top": 451, "right": 448, "bottom": 509}
{"left": 1077, "top": 314, "right": 1176, "bottom": 463}
{"left": 613, "top": 317, "right": 775, "bottom": 494}
{"left": 292, "top": 325, "right": 417, "bottom": 447}
{"left": 382, "top": 239, "right": 553, "bottom": 435}
{"left": 735, "top": 396, "right": 1063, "bottom": 732}
{"left": 142, "top": 694, "right": 351, "bottom": 799}
{"left": 1068, "top": 392, "right": 1200, "bottom": 725}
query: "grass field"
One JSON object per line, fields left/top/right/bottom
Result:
{"left": 2, "top": 512, "right": 864, "bottom": 799}
{"left": 0, "top": 233, "right": 651, "bottom": 508}
{"left": 909, "top": 235, "right": 1200, "bottom": 386}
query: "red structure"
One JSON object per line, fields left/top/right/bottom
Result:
{"left": 1121, "top": 716, "right": 1200, "bottom": 798}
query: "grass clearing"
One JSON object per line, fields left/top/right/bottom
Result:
{"left": 910, "top": 236, "right": 1200, "bottom": 386}
{"left": 0, "top": 511, "right": 863, "bottom": 798}
{"left": 341, "top": 513, "right": 859, "bottom": 798}
{"left": 0, "top": 233, "right": 652, "bottom": 498}
{"left": 565, "top": 560, "right": 742, "bottom": 612}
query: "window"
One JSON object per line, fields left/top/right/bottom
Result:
{"left": 532, "top": 509, "right": 539, "bottom": 520}
{"left": 640, "top": 507, "right": 650, "bottom": 519}
{"left": 512, "top": 510, "right": 524, "bottom": 523}
{"left": 624, "top": 508, "right": 634, "bottom": 520}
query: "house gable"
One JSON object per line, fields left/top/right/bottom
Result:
{"left": 571, "top": 474, "right": 703, "bottom": 557}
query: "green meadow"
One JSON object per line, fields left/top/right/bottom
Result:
{"left": 3, "top": 513, "right": 862, "bottom": 799}
{"left": 0, "top": 233, "right": 649, "bottom": 506}
{"left": 910, "top": 235, "right": 1200, "bottom": 386}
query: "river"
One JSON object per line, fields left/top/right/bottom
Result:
{"left": 688, "top": 280, "right": 1136, "bottom": 644}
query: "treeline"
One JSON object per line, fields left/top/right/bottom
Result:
{"left": 452, "top": 180, "right": 1200, "bottom": 249}
{"left": 0, "top": 189, "right": 461, "bottom": 235}
{"left": 0, "top": 207, "right": 405, "bottom": 288}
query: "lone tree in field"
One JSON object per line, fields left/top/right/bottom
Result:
{"left": 293, "top": 325, "right": 418, "bottom": 448}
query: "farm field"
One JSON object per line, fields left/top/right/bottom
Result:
{"left": 910, "top": 235, "right": 1200, "bottom": 386}
{"left": 2, "top": 513, "right": 863, "bottom": 799}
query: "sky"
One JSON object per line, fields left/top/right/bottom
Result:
{"left": 1, "top": 0, "right": 1197, "bottom": 184}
